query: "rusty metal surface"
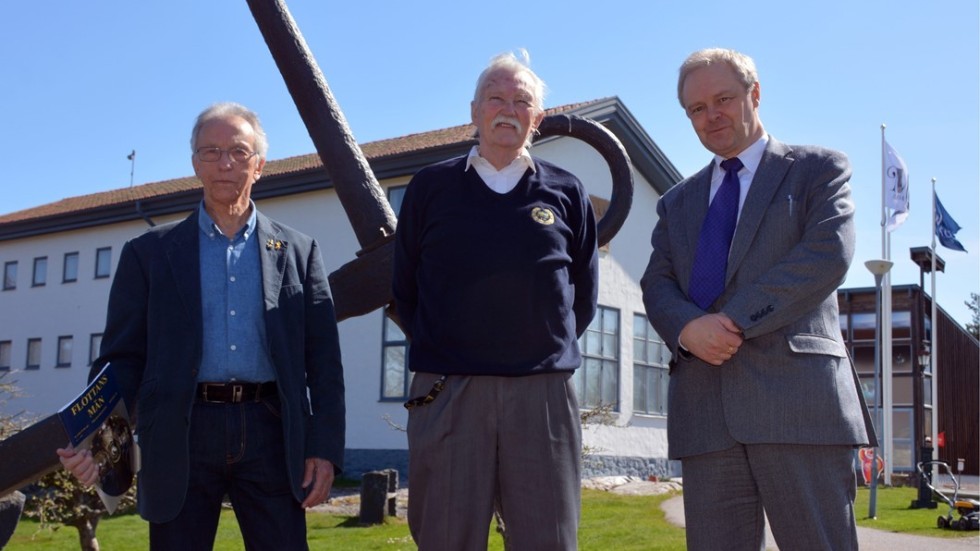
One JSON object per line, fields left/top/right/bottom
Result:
{"left": 245, "top": 0, "right": 397, "bottom": 253}
{"left": 0, "top": 415, "right": 66, "bottom": 497}
{"left": 534, "top": 114, "right": 634, "bottom": 248}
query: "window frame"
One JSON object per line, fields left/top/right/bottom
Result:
{"left": 56, "top": 335, "right": 73, "bottom": 368}
{"left": 63, "top": 251, "right": 80, "bottom": 283}
{"left": 89, "top": 333, "right": 103, "bottom": 366}
{"left": 95, "top": 247, "right": 112, "bottom": 279}
{"left": 387, "top": 185, "right": 408, "bottom": 217}
{"left": 32, "top": 256, "right": 48, "bottom": 287}
{"left": 0, "top": 340, "right": 11, "bottom": 371}
{"left": 632, "top": 313, "right": 670, "bottom": 416}
{"left": 575, "top": 305, "right": 621, "bottom": 411}
{"left": 379, "top": 315, "right": 412, "bottom": 401}
{"left": 26, "top": 338, "right": 42, "bottom": 370}
{"left": 3, "top": 261, "right": 17, "bottom": 291}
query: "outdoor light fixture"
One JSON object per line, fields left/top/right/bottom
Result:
{"left": 917, "top": 343, "right": 931, "bottom": 372}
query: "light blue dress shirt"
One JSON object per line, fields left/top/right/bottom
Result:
{"left": 197, "top": 202, "right": 276, "bottom": 383}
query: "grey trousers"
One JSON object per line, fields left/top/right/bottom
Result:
{"left": 407, "top": 372, "right": 581, "bottom": 551}
{"left": 681, "top": 443, "right": 859, "bottom": 551}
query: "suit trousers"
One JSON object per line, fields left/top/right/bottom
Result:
{"left": 148, "top": 395, "right": 307, "bottom": 551}
{"left": 681, "top": 442, "right": 859, "bottom": 551}
{"left": 407, "top": 372, "right": 581, "bottom": 551}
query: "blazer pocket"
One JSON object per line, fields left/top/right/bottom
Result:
{"left": 786, "top": 334, "right": 847, "bottom": 358}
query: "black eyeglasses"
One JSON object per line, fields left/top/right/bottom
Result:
{"left": 195, "top": 146, "right": 257, "bottom": 163}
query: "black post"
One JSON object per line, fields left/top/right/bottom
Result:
{"left": 910, "top": 439, "right": 938, "bottom": 509}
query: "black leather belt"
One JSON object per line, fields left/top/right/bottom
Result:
{"left": 197, "top": 382, "right": 277, "bottom": 404}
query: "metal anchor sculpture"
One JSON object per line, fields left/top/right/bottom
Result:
{"left": 0, "top": 0, "right": 633, "bottom": 498}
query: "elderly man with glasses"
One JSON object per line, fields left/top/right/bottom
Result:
{"left": 59, "top": 102, "right": 346, "bottom": 550}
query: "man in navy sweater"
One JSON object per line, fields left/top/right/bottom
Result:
{"left": 392, "top": 50, "right": 598, "bottom": 551}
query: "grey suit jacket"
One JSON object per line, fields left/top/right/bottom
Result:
{"left": 640, "top": 137, "right": 876, "bottom": 459}
{"left": 93, "top": 209, "right": 346, "bottom": 522}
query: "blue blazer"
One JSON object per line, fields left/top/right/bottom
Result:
{"left": 94, "top": 209, "right": 345, "bottom": 523}
{"left": 641, "top": 138, "right": 876, "bottom": 459}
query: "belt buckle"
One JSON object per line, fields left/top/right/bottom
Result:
{"left": 201, "top": 383, "right": 220, "bottom": 403}
{"left": 231, "top": 384, "right": 244, "bottom": 403}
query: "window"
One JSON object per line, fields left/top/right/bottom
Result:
{"left": 95, "top": 247, "right": 112, "bottom": 279}
{"left": 0, "top": 341, "right": 11, "bottom": 371}
{"left": 26, "top": 338, "right": 41, "bottom": 369}
{"left": 892, "top": 408, "right": 915, "bottom": 472}
{"left": 850, "top": 312, "right": 876, "bottom": 342}
{"left": 63, "top": 252, "right": 79, "bottom": 283}
{"left": 57, "top": 336, "right": 73, "bottom": 368}
{"left": 633, "top": 314, "right": 669, "bottom": 415}
{"left": 32, "top": 256, "right": 47, "bottom": 287}
{"left": 89, "top": 334, "right": 103, "bottom": 366}
{"left": 388, "top": 185, "right": 407, "bottom": 217}
{"left": 3, "top": 261, "right": 16, "bottom": 290}
{"left": 380, "top": 316, "right": 412, "bottom": 400}
{"left": 575, "top": 306, "right": 620, "bottom": 410}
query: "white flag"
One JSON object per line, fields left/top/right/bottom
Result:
{"left": 884, "top": 140, "right": 909, "bottom": 231}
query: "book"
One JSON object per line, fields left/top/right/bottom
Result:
{"left": 57, "top": 363, "right": 137, "bottom": 513}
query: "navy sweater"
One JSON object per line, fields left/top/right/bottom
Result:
{"left": 392, "top": 155, "right": 598, "bottom": 376}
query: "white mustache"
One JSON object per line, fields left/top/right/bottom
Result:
{"left": 491, "top": 115, "right": 523, "bottom": 133}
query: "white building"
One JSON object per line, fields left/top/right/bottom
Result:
{"left": 0, "top": 98, "right": 683, "bottom": 479}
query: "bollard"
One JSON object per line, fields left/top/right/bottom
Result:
{"left": 910, "top": 439, "right": 938, "bottom": 509}
{"left": 385, "top": 469, "right": 399, "bottom": 517}
{"left": 359, "top": 469, "right": 398, "bottom": 524}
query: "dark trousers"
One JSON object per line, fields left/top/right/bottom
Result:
{"left": 149, "top": 396, "right": 307, "bottom": 551}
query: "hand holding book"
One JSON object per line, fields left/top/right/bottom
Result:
{"left": 54, "top": 363, "right": 137, "bottom": 513}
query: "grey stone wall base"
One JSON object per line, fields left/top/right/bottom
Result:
{"left": 582, "top": 455, "right": 681, "bottom": 480}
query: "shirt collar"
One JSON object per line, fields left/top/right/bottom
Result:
{"left": 714, "top": 134, "right": 768, "bottom": 175}
{"left": 465, "top": 145, "right": 536, "bottom": 174}
{"left": 198, "top": 200, "right": 257, "bottom": 240}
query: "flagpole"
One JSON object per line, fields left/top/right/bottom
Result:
{"left": 880, "top": 125, "right": 894, "bottom": 484}
{"left": 880, "top": 125, "right": 887, "bottom": 258}
{"left": 930, "top": 178, "right": 939, "bottom": 453}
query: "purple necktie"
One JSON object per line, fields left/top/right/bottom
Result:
{"left": 689, "top": 157, "right": 743, "bottom": 309}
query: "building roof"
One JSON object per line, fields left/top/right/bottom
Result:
{"left": 0, "top": 97, "right": 681, "bottom": 241}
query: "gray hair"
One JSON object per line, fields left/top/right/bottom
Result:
{"left": 190, "top": 102, "right": 268, "bottom": 159}
{"left": 677, "top": 48, "right": 759, "bottom": 107}
{"left": 473, "top": 49, "right": 547, "bottom": 111}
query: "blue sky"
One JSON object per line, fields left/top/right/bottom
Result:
{"left": 1, "top": 0, "right": 977, "bottom": 326}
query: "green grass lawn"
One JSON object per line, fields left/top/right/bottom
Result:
{"left": 7, "top": 486, "right": 974, "bottom": 550}
{"left": 855, "top": 485, "right": 978, "bottom": 538}
{"left": 7, "top": 489, "right": 684, "bottom": 551}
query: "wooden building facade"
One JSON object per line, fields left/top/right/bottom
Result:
{"left": 838, "top": 284, "right": 979, "bottom": 477}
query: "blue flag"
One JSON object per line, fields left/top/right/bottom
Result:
{"left": 935, "top": 193, "right": 967, "bottom": 252}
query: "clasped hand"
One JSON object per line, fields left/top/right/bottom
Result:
{"left": 679, "top": 313, "right": 743, "bottom": 366}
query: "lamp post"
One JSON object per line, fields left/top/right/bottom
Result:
{"left": 909, "top": 246, "right": 944, "bottom": 486}
{"left": 911, "top": 342, "right": 938, "bottom": 508}
{"left": 865, "top": 259, "right": 893, "bottom": 519}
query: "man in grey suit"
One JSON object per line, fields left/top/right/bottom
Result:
{"left": 641, "top": 48, "right": 876, "bottom": 550}
{"left": 58, "top": 102, "right": 345, "bottom": 550}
